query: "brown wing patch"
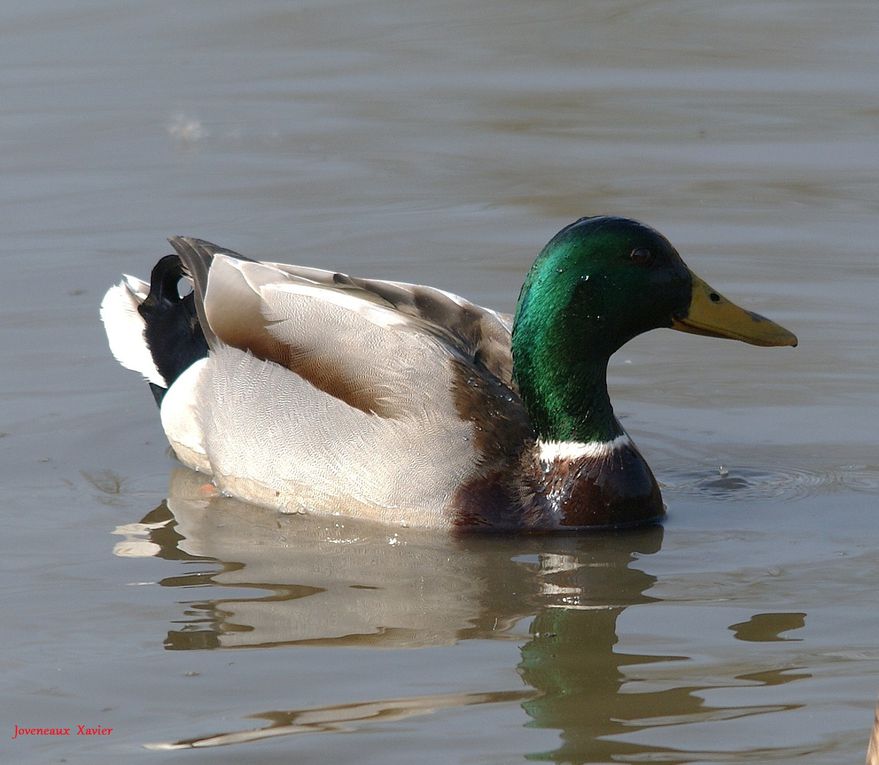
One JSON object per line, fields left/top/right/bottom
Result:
{"left": 203, "top": 258, "right": 396, "bottom": 417}
{"left": 449, "top": 358, "right": 532, "bottom": 458}
{"left": 257, "top": 339, "right": 398, "bottom": 417}
{"left": 447, "top": 358, "right": 537, "bottom": 529}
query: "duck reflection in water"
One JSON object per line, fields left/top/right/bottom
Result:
{"left": 116, "top": 468, "right": 792, "bottom": 761}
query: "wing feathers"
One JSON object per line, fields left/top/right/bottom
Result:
{"left": 264, "top": 265, "right": 515, "bottom": 385}
{"left": 167, "top": 236, "right": 257, "bottom": 347}
{"left": 165, "top": 239, "right": 517, "bottom": 422}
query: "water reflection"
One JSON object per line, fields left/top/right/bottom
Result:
{"left": 728, "top": 612, "right": 806, "bottom": 643}
{"left": 116, "top": 469, "right": 665, "bottom": 655}
{"left": 116, "top": 469, "right": 810, "bottom": 760}
{"left": 868, "top": 699, "right": 879, "bottom": 765}
{"left": 145, "top": 689, "right": 536, "bottom": 750}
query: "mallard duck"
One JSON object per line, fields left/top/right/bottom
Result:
{"left": 101, "top": 216, "right": 796, "bottom": 531}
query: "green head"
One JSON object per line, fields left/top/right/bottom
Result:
{"left": 512, "top": 216, "right": 796, "bottom": 443}
{"left": 515, "top": 217, "right": 691, "bottom": 355}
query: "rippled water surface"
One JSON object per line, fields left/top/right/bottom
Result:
{"left": 2, "top": 1, "right": 878, "bottom": 763}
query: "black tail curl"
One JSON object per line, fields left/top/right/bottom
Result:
{"left": 137, "top": 254, "right": 208, "bottom": 405}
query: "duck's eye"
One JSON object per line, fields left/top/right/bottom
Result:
{"left": 630, "top": 248, "right": 654, "bottom": 267}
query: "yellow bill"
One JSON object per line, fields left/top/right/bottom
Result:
{"left": 672, "top": 272, "right": 798, "bottom": 347}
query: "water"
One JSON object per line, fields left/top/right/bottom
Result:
{"left": 1, "top": 1, "right": 877, "bottom": 762}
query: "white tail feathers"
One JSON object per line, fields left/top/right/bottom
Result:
{"left": 100, "top": 276, "right": 166, "bottom": 387}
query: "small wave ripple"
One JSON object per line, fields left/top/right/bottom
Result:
{"left": 660, "top": 463, "right": 879, "bottom": 501}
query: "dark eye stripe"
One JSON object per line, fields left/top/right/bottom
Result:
{"left": 630, "top": 248, "right": 654, "bottom": 266}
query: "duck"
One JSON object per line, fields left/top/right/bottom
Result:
{"left": 100, "top": 216, "right": 796, "bottom": 531}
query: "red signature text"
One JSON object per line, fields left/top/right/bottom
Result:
{"left": 11, "top": 724, "right": 113, "bottom": 740}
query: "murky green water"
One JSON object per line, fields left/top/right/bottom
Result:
{"left": 2, "top": 1, "right": 877, "bottom": 763}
